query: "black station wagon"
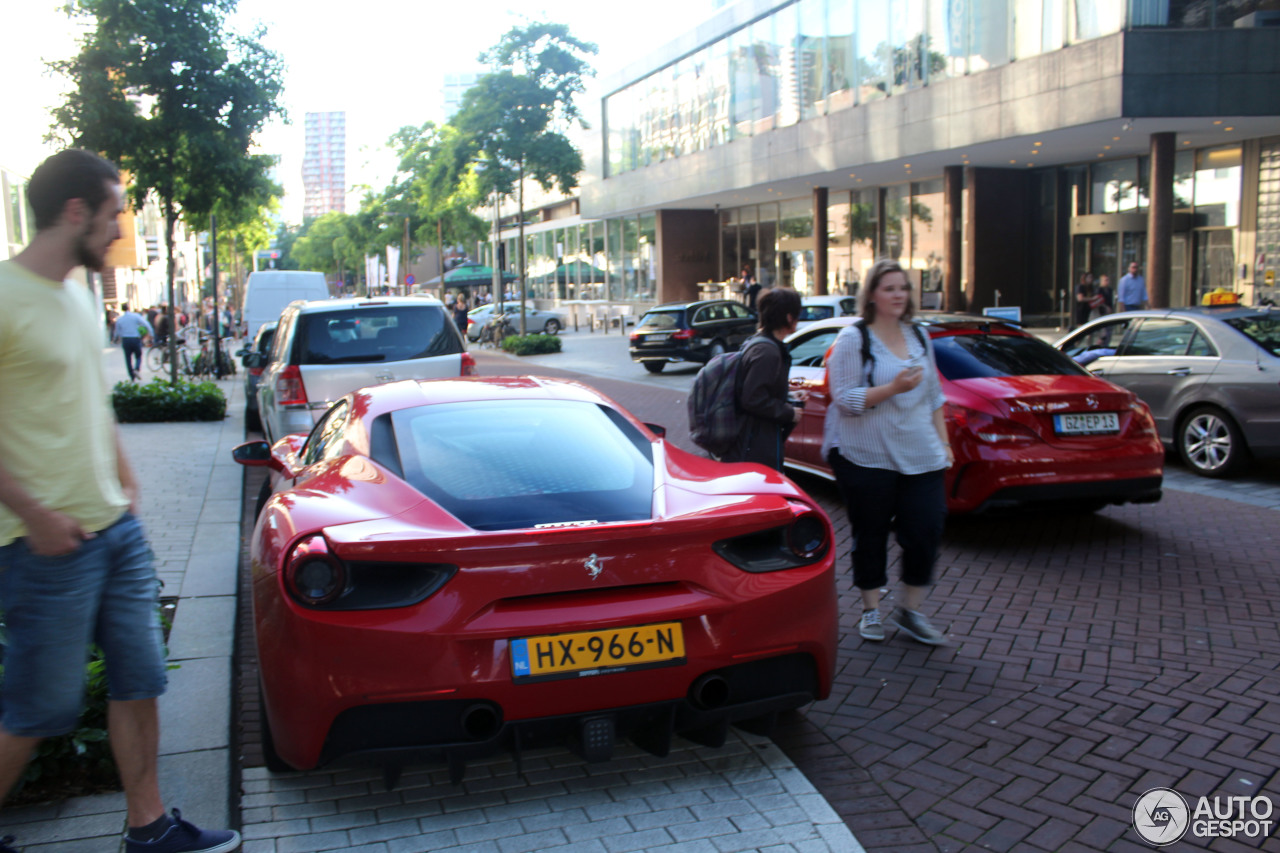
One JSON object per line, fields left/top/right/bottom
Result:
{"left": 629, "top": 299, "right": 758, "bottom": 373}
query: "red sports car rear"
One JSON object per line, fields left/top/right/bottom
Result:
{"left": 236, "top": 376, "right": 837, "bottom": 774}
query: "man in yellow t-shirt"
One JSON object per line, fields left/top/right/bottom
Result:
{"left": 0, "top": 150, "right": 238, "bottom": 853}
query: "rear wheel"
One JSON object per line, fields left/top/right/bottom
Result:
{"left": 543, "top": 318, "right": 561, "bottom": 335}
{"left": 146, "top": 346, "right": 165, "bottom": 373}
{"left": 643, "top": 362, "right": 665, "bottom": 374}
{"left": 708, "top": 341, "right": 727, "bottom": 359}
{"left": 245, "top": 405, "right": 261, "bottom": 433}
{"left": 1178, "top": 406, "right": 1245, "bottom": 477}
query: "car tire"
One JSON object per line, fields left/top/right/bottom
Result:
{"left": 643, "top": 362, "right": 665, "bottom": 374}
{"left": 259, "top": 682, "right": 293, "bottom": 774}
{"left": 1178, "top": 406, "right": 1245, "bottom": 478}
{"left": 543, "top": 319, "right": 561, "bottom": 335}
{"left": 245, "top": 405, "right": 261, "bottom": 433}
{"left": 708, "top": 341, "right": 727, "bottom": 359}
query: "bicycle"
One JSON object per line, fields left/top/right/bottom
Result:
{"left": 188, "top": 331, "right": 238, "bottom": 379}
{"left": 478, "top": 310, "right": 514, "bottom": 349}
{"left": 145, "top": 336, "right": 192, "bottom": 377}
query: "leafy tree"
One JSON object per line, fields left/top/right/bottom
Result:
{"left": 291, "top": 211, "right": 363, "bottom": 290}
{"left": 50, "top": 0, "right": 285, "bottom": 381}
{"left": 435, "top": 22, "right": 596, "bottom": 332}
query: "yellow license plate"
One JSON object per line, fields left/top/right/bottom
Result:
{"left": 511, "top": 622, "right": 685, "bottom": 681}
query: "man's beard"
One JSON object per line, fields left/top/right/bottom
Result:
{"left": 74, "top": 223, "right": 105, "bottom": 272}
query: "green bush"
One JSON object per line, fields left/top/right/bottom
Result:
{"left": 112, "top": 378, "right": 226, "bottom": 422}
{"left": 502, "top": 334, "right": 563, "bottom": 356}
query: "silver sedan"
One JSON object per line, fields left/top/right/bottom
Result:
{"left": 1056, "top": 306, "right": 1280, "bottom": 477}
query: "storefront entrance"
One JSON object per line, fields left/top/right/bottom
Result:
{"left": 1070, "top": 213, "right": 1194, "bottom": 307}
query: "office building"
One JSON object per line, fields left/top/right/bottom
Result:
{"left": 303, "top": 111, "right": 347, "bottom": 220}
{"left": 485, "top": 0, "right": 1280, "bottom": 319}
{"left": 443, "top": 73, "right": 482, "bottom": 120}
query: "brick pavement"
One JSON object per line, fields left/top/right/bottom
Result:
{"left": 477, "top": 346, "right": 1280, "bottom": 852}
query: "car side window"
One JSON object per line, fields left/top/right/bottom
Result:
{"left": 269, "top": 312, "right": 296, "bottom": 364}
{"left": 1187, "top": 330, "right": 1217, "bottom": 357}
{"left": 728, "top": 303, "right": 752, "bottom": 319}
{"left": 788, "top": 329, "right": 841, "bottom": 367}
{"left": 301, "top": 400, "right": 350, "bottom": 467}
{"left": 840, "top": 299, "right": 857, "bottom": 315}
{"left": 692, "top": 307, "right": 711, "bottom": 324}
{"left": 1060, "top": 320, "right": 1132, "bottom": 359}
{"left": 1122, "top": 319, "right": 1199, "bottom": 357}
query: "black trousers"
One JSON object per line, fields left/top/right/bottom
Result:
{"left": 121, "top": 337, "right": 143, "bottom": 378}
{"left": 829, "top": 450, "right": 946, "bottom": 590}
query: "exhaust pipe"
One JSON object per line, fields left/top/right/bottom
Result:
{"left": 690, "top": 674, "right": 730, "bottom": 710}
{"left": 459, "top": 704, "right": 501, "bottom": 740}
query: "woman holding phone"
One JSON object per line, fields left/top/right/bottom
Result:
{"left": 822, "top": 259, "right": 952, "bottom": 645}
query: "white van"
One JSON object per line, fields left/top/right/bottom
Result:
{"left": 241, "top": 270, "right": 330, "bottom": 342}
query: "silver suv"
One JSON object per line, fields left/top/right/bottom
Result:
{"left": 257, "top": 296, "right": 474, "bottom": 443}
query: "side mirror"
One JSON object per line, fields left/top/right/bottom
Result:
{"left": 242, "top": 352, "right": 265, "bottom": 369}
{"left": 232, "top": 440, "right": 272, "bottom": 467}
{"left": 644, "top": 423, "right": 667, "bottom": 438}
{"left": 234, "top": 347, "right": 248, "bottom": 357}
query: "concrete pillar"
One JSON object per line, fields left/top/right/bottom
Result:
{"left": 1146, "top": 132, "right": 1176, "bottom": 308}
{"left": 943, "top": 166, "right": 964, "bottom": 312}
{"left": 813, "top": 187, "right": 828, "bottom": 295}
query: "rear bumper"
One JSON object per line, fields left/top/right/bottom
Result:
{"left": 969, "top": 476, "right": 1163, "bottom": 513}
{"left": 629, "top": 347, "right": 703, "bottom": 364}
{"left": 314, "top": 653, "right": 820, "bottom": 776}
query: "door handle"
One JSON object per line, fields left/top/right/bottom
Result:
{"left": 1166, "top": 367, "right": 1191, "bottom": 376}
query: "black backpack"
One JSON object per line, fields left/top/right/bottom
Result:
{"left": 687, "top": 337, "right": 771, "bottom": 458}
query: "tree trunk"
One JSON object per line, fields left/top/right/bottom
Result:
{"left": 518, "top": 160, "right": 527, "bottom": 335}
{"left": 165, "top": 201, "right": 179, "bottom": 384}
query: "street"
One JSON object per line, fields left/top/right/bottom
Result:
{"left": 234, "top": 334, "right": 1280, "bottom": 851}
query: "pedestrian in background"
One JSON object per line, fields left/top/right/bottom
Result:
{"left": 1074, "top": 272, "right": 1094, "bottom": 328}
{"left": 822, "top": 258, "right": 951, "bottom": 646}
{"left": 721, "top": 287, "right": 803, "bottom": 470}
{"left": 1118, "top": 261, "right": 1148, "bottom": 311}
{"left": 452, "top": 294, "right": 469, "bottom": 341}
{"left": 0, "top": 149, "right": 239, "bottom": 853}
{"left": 112, "top": 302, "right": 152, "bottom": 382}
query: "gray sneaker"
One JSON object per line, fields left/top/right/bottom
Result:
{"left": 859, "top": 609, "right": 885, "bottom": 642}
{"left": 891, "top": 608, "right": 948, "bottom": 645}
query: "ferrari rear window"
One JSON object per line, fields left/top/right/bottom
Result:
{"left": 933, "top": 333, "right": 1089, "bottom": 380}
{"left": 390, "top": 400, "right": 654, "bottom": 531}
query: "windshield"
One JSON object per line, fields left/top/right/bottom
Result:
{"left": 391, "top": 400, "right": 655, "bottom": 531}
{"left": 933, "top": 333, "right": 1089, "bottom": 380}
{"left": 295, "top": 306, "right": 459, "bottom": 365}
{"left": 1224, "top": 314, "right": 1280, "bottom": 356}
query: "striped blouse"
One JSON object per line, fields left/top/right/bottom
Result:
{"left": 820, "top": 321, "right": 948, "bottom": 475}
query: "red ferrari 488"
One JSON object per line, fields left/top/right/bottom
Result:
{"left": 234, "top": 376, "right": 837, "bottom": 776}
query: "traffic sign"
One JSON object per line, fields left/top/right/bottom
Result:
{"left": 406, "top": 274, "right": 416, "bottom": 286}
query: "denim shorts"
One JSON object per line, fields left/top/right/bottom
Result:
{"left": 0, "top": 512, "right": 168, "bottom": 737}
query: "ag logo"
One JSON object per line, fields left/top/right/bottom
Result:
{"left": 1134, "top": 787, "right": 1190, "bottom": 846}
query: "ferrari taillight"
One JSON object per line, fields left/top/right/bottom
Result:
{"left": 276, "top": 365, "right": 307, "bottom": 407}
{"left": 285, "top": 535, "right": 346, "bottom": 607}
{"left": 714, "top": 503, "right": 831, "bottom": 573}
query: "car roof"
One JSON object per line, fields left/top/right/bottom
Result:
{"left": 787, "top": 314, "right": 1026, "bottom": 339}
{"left": 1099, "top": 305, "right": 1276, "bottom": 322}
{"left": 643, "top": 299, "right": 742, "bottom": 311}
{"left": 295, "top": 295, "right": 445, "bottom": 313}
{"left": 801, "top": 295, "right": 854, "bottom": 304}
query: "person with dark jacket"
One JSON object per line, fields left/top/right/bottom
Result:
{"left": 722, "top": 287, "right": 803, "bottom": 470}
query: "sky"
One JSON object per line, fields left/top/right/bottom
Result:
{"left": 1, "top": 0, "right": 715, "bottom": 224}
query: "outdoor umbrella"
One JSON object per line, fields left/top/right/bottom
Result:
{"left": 422, "top": 262, "right": 518, "bottom": 287}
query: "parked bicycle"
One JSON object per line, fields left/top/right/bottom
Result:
{"left": 145, "top": 335, "right": 192, "bottom": 377}
{"left": 188, "top": 331, "right": 237, "bottom": 379}
{"left": 478, "top": 310, "right": 515, "bottom": 349}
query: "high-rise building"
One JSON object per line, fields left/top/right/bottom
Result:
{"left": 302, "top": 111, "right": 346, "bottom": 220}
{"left": 442, "top": 73, "right": 481, "bottom": 120}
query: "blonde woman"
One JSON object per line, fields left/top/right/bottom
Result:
{"left": 822, "top": 259, "right": 951, "bottom": 645}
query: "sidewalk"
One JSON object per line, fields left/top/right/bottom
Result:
{"left": 2, "top": 350, "right": 245, "bottom": 851}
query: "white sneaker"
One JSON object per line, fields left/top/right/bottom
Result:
{"left": 859, "top": 609, "right": 885, "bottom": 642}
{"left": 890, "top": 607, "right": 948, "bottom": 646}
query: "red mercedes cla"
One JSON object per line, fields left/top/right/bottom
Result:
{"left": 784, "top": 318, "right": 1164, "bottom": 514}
{"left": 233, "top": 376, "right": 837, "bottom": 775}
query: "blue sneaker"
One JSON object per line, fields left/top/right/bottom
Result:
{"left": 124, "top": 810, "right": 240, "bottom": 853}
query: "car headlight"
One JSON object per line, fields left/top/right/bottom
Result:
{"left": 284, "top": 534, "right": 457, "bottom": 610}
{"left": 713, "top": 503, "right": 830, "bottom": 572}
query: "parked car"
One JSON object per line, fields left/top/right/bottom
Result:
{"left": 784, "top": 317, "right": 1165, "bottom": 514}
{"left": 1056, "top": 306, "right": 1280, "bottom": 477}
{"left": 241, "top": 269, "right": 329, "bottom": 343}
{"left": 465, "top": 303, "right": 565, "bottom": 341}
{"left": 233, "top": 375, "right": 837, "bottom": 772}
{"left": 629, "top": 300, "right": 757, "bottom": 373}
{"left": 256, "top": 296, "right": 475, "bottom": 444}
{"left": 238, "top": 320, "right": 277, "bottom": 432}
{"left": 796, "top": 295, "right": 857, "bottom": 331}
